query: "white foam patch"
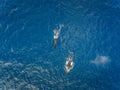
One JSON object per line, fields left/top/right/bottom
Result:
{"left": 4, "top": 62, "right": 12, "bottom": 67}
{"left": 91, "top": 55, "right": 111, "bottom": 66}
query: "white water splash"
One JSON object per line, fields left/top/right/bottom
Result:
{"left": 91, "top": 55, "right": 111, "bottom": 66}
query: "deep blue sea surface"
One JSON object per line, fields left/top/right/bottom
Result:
{"left": 0, "top": 0, "right": 120, "bottom": 90}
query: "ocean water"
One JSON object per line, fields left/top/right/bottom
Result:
{"left": 0, "top": 0, "right": 120, "bottom": 90}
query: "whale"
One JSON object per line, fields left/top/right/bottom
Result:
{"left": 65, "top": 52, "right": 74, "bottom": 73}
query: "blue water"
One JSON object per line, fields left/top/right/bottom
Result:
{"left": 0, "top": 0, "right": 120, "bottom": 89}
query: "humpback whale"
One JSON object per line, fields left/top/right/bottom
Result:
{"left": 65, "top": 52, "right": 74, "bottom": 73}
{"left": 53, "top": 24, "right": 64, "bottom": 48}
{"left": 53, "top": 30, "right": 60, "bottom": 48}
